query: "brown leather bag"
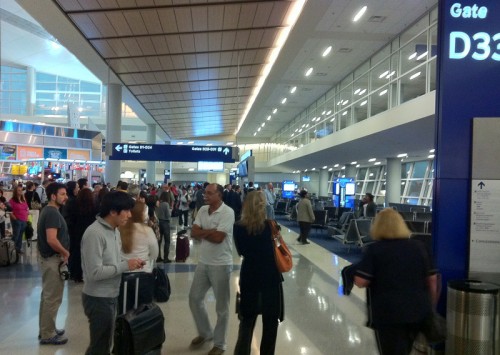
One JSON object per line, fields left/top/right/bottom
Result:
{"left": 268, "top": 220, "right": 293, "bottom": 272}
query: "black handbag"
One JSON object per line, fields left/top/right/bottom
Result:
{"left": 153, "top": 267, "right": 171, "bottom": 303}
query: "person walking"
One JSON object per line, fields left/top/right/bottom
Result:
{"left": 263, "top": 183, "right": 276, "bottom": 220}
{"left": 354, "top": 208, "right": 438, "bottom": 355}
{"left": 37, "top": 182, "right": 70, "bottom": 345}
{"left": 156, "top": 191, "right": 172, "bottom": 262}
{"left": 233, "top": 191, "right": 284, "bottom": 355}
{"left": 178, "top": 187, "right": 191, "bottom": 228}
{"left": 296, "top": 190, "right": 315, "bottom": 245}
{"left": 189, "top": 183, "right": 235, "bottom": 355}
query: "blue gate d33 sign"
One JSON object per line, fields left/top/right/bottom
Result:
{"left": 109, "top": 143, "right": 236, "bottom": 163}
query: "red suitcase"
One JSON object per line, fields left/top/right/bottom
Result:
{"left": 175, "top": 230, "right": 190, "bottom": 262}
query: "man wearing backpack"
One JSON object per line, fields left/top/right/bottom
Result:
{"left": 36, "top": 179, "right": 50, "bottom": 207}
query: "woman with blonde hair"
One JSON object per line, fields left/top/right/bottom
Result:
{"left": 119, "top": 201, "right": 159, "bottom": 309}
{"left": 233, "top": 191, "right": 284, "bottom": 355}
{"left": 354, "top": 208, "right": 437, "bottom": 355}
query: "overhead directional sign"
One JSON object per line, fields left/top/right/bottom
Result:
{"left": 109, "top": 143, "right": 236, "bottom": 163}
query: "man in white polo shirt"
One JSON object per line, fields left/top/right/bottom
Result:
{"left": 189, "top": 183, "right": 235, "bottom": 355}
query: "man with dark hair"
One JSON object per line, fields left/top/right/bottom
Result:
{"left": 81, "top": 191, "right": 144, "bottom": 355}
{"left": 77, "top": 178, "right": 89, "bottom": 190}
{"left": 37, "top": 182, "right": 70, "bottom": 345}
{"left": 364, "top": 193, "right": 377, "bottom": 218}
{"left": 189, "top": 183, "right": 235, "bottom": 355}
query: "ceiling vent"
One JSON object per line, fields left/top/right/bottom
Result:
{"left": 368, "top": 16, "right": 386, "bottom": 23}
{"left": 315, "top": 72, "right": 328, "bottom": 77}
{"left": 338, "top": 48, "right": 352, "bottom": 53}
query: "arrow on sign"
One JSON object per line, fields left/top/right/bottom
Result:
{"left": 478, "top": 181, "right": 485, "bottom": 189}
{"left": 223, "top": 147, "right": 230, "bottom": 155}
{"left": 115, "top": 145, "right": 123, "bottom": 152}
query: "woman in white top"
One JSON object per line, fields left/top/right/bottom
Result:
{"left": 119, "top": 201, "right": 159, "bottom": 308}
{"left": 120, "top": 201, "right": 159, "bottom": 272}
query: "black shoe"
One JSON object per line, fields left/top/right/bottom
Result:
{"left": 38, "top": 329, "right": 65, "bottom": 340}
{"left": 296, "top": 237, "right": 301, "bottom": 242}
{"left": 164, "top": 259, "right": 172, "bottom": 263}
{"left": 301, "top": 241, "right": 310, "bottom": 245}
{"left": 156, "top": 257, "right": 163, "bottom": 262}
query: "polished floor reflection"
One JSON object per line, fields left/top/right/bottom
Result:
{"left": 0, "top": 223, "right": 378, "bottom": 355}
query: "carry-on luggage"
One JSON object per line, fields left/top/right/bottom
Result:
{"left": 175, "top": 230, "right": 190, "bottom": 262}
{"left": 114, "top": 273, "right": 166, "bottom": 355}
{"left": 0, "top": 239, "right": 18, "bottom": 266}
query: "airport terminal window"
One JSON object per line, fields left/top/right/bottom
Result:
{"left": 0, "top": 65, "right": 27, "bottom": 115}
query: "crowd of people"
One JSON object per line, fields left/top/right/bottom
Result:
{"left": 1, "top": 178, "right": 437, "bottom": 355}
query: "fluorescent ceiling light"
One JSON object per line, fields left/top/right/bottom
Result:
{"left": 410, "top": 72, "right": 421, "bottom": 80}
{"left": 354, "top": 88, "right": 361, "bottom": 94}
{"left": 253, "top": 132, "right": 257, "bottom": 136}
{"left": 206, "top": 143, "right": 213, "bottom": 146}
{"left": 305, "top": 67, "right": 313, "bottom": 76}
{"left": 360, "top": 100, "right": 367, "bottom": 106}
{"left": 386, "top": 71, "right": 396, "bottom": 78}
{"left": 408, "top": 52, "right": 417, "bottom": 60}
{"left": 311, "top": 168, "right": 316, "bottom": 171}
{"left": 379, "top": 89, "right": 388, "bottom": 96}
{"left": 428, "top": 154, "right": 435, "bottom": 159}
{"left": 322, "top": 46, "right": 332, "bottom": 57}
{"left": 343, "top": 100, "right": 349, "bottom": 105}
{"left": 291, "top": 133, "right": 294, "bottom": 137}
{"left": 261, "top": 122, "right": 265, "bottom": 127}
{"left": 226, "top": 142, "right": 233, "bottom": 145}
{"left": 353, "top": 6, "right": 367, "bottom": 22}
{"left": 374, "top": 161, "right": 381, "bottom": 165}
{"left": 328, "top": 168, "right": 333, "bottom": 171}
{"left": 322, "top": 111, "right": 326, "bottom": 115}
{"left": 379, "top": 71, "right": 389, "bottom": 79}
{"left": 351, "top": 161, "right": 357, "bottom": 165}
{"left": 330, "top": 117, "right": 335, "bottom": 122}
{"left": 290, "top": 86, "right": 297, "bottom": 94}
{"left": 356, "top": 164, "right": 360, "bottom": 168}
{"left": 177, "top": 142, "right": 184, "bottom": 145}
{"left": 326, "top": 110, "right": 332, "bottom": 115}
{"left": 369, "top": 158, "right": 376, "bottom": 162}
{"left": 267, "top": 115, "right": 271, "bottom": 120}
{"left": 397, "top": 153, "right": 407, "bottom": 158}
{"left": 188, "top": 168, "right": 195, "bottom": 171}
{"left": 334, "top": 164, "right": 339, "bottom": 167}
{"left": 257, "top": 127, "right": 261, "bottom": 131}
{"left": 359, "top": 89, "right": 367, "bottom": 95}
{"left": 429, "top": 149, "right": 435, "bottom": 153}
{"left": 188, "top": 141, "right": 194, "bottom": 144}
{"left": 273, "top": 108, "right": 278, "bottom": 114}
{"left": 281, "top": 98, "right": 287, "bottom": 104}
{"left": 322, "top": 166, "right": 327, "bottom": 169}
{"left": 342, "top": 111, "right": 348, "bottom": 116}
{"left": 417, "top": 51, "right": 428, "bottom": 60}
{"left": 341, "top": 166, "right": 346, "bottom": 169}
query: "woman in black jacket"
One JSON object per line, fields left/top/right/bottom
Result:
{"left": 354, "top": 208, "right": 438, "bottom": 355}
{"left": 233, "top": 191, "right": 284, "bottom": 355}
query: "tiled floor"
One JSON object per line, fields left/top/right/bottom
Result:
{"left": 0, "top": 221, "right": 379, "bottom": 355}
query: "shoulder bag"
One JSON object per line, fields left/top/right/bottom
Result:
{"left": 268, "top": 220, "right": 293, "bottom": 272}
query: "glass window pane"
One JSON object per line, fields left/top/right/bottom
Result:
{"left": 401, "top": 68, "right": 426, "bottom": 104}
{"left": 408, "top": 180, "right": 423, "bottom": 196}
{"left": 412, "top": 161, "right": 428, "bottom": 178}
{"left": 401, "top": 163, "right": 412, "bottom": 179}
{"left": 401, "top": 32, "right": 427, "bottom": 74}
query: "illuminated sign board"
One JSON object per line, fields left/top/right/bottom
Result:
{"left": 44, "top": 148, "right": 67, "bottom": 160}
{"left": 110, "top": 143, "right": 236, "bottom": 163}
{"left": 17, "top": 146, "right": 43, "bottom": 160}
{"left": 282, "top": 180, "right": 295, "bottom": 199}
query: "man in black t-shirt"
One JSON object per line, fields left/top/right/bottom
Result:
{"left": 37, "top": 182, "right": 70, "bottom": 345}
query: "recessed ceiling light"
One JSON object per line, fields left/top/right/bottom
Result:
{"left": 334, "top": 164, "right": 339, "bottom": 167}
{"left": 290, "top": 86, "right": 297, "bottom": 94}
{"left": 253, "top": 132, "right": 257, "bottom": 136}
{"left": 356, "top": 164, "right": 360, "bottom": 168}
{"left": 408, "top": 52, "right": 417, "bottom": 60}
{"left": 328, "top": 168, "right": 333, "bottom": 171}
{"left": 330, "top": 117, "right": 335, "bottom": 122}
{"left": 417, "top": 51, "right": 428, "bottom": 60}
{"left": 188, "top": 141, "right": 194, "bottom": 144}
{"left": 360, "top": 100, "right": 367, "bottom": 106}
{"left": 261, "top": 122, "right": 265, "bottom": 127}
{"left": 341, "top": 166, "right": 346, "bottom": 169}
{"left": 429, "top": 149, "right": 435, "bottom": 153}
{"left": 354, "top": 88, "right": 361, "bottom": 95}
{"left": 410, "top": 72, "right": 421, "bottom": 80}
{"left": 379, "top": 71, "right": 389, "bottom": 79}
{"left": 177, "top": 142, "right": 184, "bottom": 145}
{"left": 326, "top": 110, "right": 332, "bottom": 115}
{"left": 322, "top": 166, "right": 327, "bottom": 169}
{"left": 343, "top": 100, "right": 349, "bottom": 105}
{"left": 188, "top": 168, "right": 195, "bottom": 171}
{"left": 226, "top": 142, "right": 233, "bottom": 145}
{"left": 351, "top": 161, "right": 357, "bottom": 165}
{"left": 359, "top": 89, "right": 367, "bottom": 95}
{"left": 386, "top": 71, "right": 396, "bottom": 78}
{"left": 267, "top": 115, "right": 271, "bottom": 120}
{"left": 257, "top": 127, "right": 261, "bottom": 132}
{"left": 369, "top": 158, "right": 376, "bottom": 162}
{"left": 397, "top": 153, "right": 407, "bottom": 158}
{"left": 273, "top": 108, "right": 277, "bottom": 114}
{"left": 305, "top": 67, "right": 313, "bottom": 76}
{"left": 428, "top": 154, "right": 435, "bottom": 159}
{"left": 322, "top": 46, "right": 332, "bottom": 57}
{"left": 291, "top": 133, "right": 294, "bottom": 137}
{"left": 322, "top": 111, "right": 326, "bottom": 115}
{"left": 374, "top": 161, "right": 381, "bottom": 165}
{"left": 379, "top": 89, "right": 388, "bottom": 96}
{"left": 353, "top": 5, "right": 367, "bottom": 22}
{"left": 311, "top": 168, "right": 316, "bottom": 171}
{"left": 342, "top": 111, "right": 348, "bottom": 116}
{"left": 304, "top": 169, "right": 308, "bottom": 172}
{"left": 281, "top": 98, "right": 287, "bottom": 104}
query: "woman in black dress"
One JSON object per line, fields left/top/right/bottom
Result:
{"left": 233, "top": 191, "right": 284, "bottom": 355}
{"left": 354, "top": 208, "right": 438, "bottom": 355}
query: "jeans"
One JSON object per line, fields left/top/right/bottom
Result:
{"left": 82, "top": 293, "right": 117, "bottom": 355}
{"left": 39, "top": 254, "right": 65, "bottom": 339}
{"left": 178, "top": 209, "right": 189, "bottom": 227}
{"left": 189, "top": 263, "right": 233, "bottom": 350}
{"left": 158, "top": 220, "right": 170, "bottom": 260}
{"left": 298, "top": 222, "right": 312, "bottom": 243}
{"left": 11, "top": 219, "right": 26, "bottom": 251}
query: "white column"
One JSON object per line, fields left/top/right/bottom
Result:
{"left": 319, "top": 169, "right": 329, "bottom": 197}
{"left": 385, "top": 158, "right": 401, "bottom": 205}
{"left": 104, "top": 84, "right": 122, "bottom": 186}
{"left": 27, "top": 67, "right": 35, "bottom": 116}
{"left": 146, "top": 124, "right": 156, "bottom": 184}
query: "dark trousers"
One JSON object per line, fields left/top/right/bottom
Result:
{"left": 298, "top": 222, "right": 312, "bottom": 243}
{"left": 234, "top": 314, "right": 279, "bottom": 355}
{"left": 82, "top": 293, "right": 117, "bottom": 355}
{"left": 374, "top": 324, "right": 420, "bottom": 355}
{"left": 0, "top": 221, "right": 5, "bottom": 238}
{"left": 158, "top": 219, "right": 170, "bottom": 260}
{"left": 68, "top": 234, "right": 83, "bottom": 281}
{"left": 178, "top": 210, "right": 189, "bottom": 227}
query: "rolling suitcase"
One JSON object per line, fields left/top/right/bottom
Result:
{"left": 0, "top": 239, "right": 18, "bottom": 266}
{"left": 175, "top": 230, "right": 190, "bottom": 262}
{"left": 114, "top": 273, "right": 166, "bottom": 355}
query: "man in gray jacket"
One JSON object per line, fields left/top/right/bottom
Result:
{"left": 81, "top": 191, "right": 145, "bottom": 355}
